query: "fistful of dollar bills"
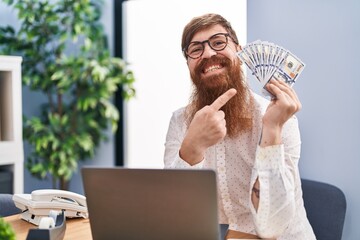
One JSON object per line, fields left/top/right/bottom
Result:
{"left": 237, "top": 40, "right": 305, "bottom": 97}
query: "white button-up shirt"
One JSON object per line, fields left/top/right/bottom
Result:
{"left": 163, "top": 93, "right": 316, "bottom": 239}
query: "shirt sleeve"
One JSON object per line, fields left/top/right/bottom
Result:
{"left": 163, "top": 111, "right": 204, "bottom": 169}
{"left": 249, "top": 115, "right": 301, "bottom": 238}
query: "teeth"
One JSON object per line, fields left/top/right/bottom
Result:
{"left": 204, "top": 65, "right": 221, "bottom": 73}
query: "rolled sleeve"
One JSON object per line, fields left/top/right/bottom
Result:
{"left": 254, "top": 145, "right": 285, "bottom": 170}
{"left": 167, "top": 152, "right": 204, "bottom": 169}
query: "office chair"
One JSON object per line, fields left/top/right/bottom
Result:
{"left": 0, "top": 194, "right": 21, "bottom": 217}
{"left": 301, "top": 179, "right": 346, "bottom": 240}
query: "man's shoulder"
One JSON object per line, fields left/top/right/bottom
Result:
{"left": 172, "top": 106, "right": 186, "bottom": 115}
{"left": 170, "top": 106, "right": 187, "bottom": 121}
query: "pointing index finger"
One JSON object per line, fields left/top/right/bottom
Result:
{"left": 210, "top": 88, "right": 237, "bottom": 111}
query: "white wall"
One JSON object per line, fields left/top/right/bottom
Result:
{"left": 123, "top": 0, "right": 247, "bottom": 168}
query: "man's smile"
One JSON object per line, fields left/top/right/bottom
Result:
{"left": 202, "top": 64, "right": 225, "bottom": 75}
{"left": 193, "top": 55, "right": 231, "bottom": 80}
{"left": 203, "top": 64, "right": 222, "bottom": 73}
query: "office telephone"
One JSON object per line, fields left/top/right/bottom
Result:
{"left": 13, "top": 189, "right": 88, "bottom": 226}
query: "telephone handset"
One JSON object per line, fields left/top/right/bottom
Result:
{"left": 13, "top": 189, "right": 88, "bottom": 226}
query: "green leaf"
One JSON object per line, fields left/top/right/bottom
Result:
{"left": 84, "top": 37, "right": 92, "bottom": 50}
{"left": 78, "top": 134, "right": 94, "bottom": 152}
{"left": 28, "top": 117, "right": 45, "bottom": 132}
{"left": 0, "top": 217, "right": 16, "bottom": 240}
{"left": 51, "top": 70, "right": 65, "bottom": 81}
{"left": 60, "top": 114, "right": 69, "bottom": 125}
{"left": 30, "top": 163, "right": 47, "bottom": 179}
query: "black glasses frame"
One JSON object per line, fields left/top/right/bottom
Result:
{"left": 183, "top": 33, "right": 235, "bottom": 59}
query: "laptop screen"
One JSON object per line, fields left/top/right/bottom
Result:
{"left": 82, "top": 167, "right": 221, "bottom": 240}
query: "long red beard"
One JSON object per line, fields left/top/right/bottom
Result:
{"left": 186, "top": 55, "right": 254, "bottom": 138}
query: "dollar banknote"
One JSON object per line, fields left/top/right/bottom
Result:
{"left": 237, "top": 40, "right": 305, "bottom": 97}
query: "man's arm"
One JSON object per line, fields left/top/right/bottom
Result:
{"left": 251, "top": 79, "right": 301, "bottom": 211}
{"left": 250, "top": 80, "right": 302, "bottom": 238}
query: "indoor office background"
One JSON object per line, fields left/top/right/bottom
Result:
{"left": 0, "top": 0, "right": 359, "bottom": 240}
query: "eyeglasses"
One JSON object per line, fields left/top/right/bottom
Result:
{"left": 183, "top": 33, "right": 235, "bottom": 59}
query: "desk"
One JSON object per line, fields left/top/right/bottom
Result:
{"left": 4, "top": 215, "right": 261, "bottom": 240}
{"left": 4, "top": 214, "right": 92, "bottom": 240}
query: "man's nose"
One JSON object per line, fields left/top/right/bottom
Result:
{"left": 201, "top": 42, "right": 217, "bottom": 58}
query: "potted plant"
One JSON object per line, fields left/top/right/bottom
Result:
{"left": 0, "top": 0, "right": 135, "bottom": 190}
{"left": 0, "top": 217, "right": 15, "bottom": 240}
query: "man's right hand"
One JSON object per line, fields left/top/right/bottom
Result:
{"left": 179, "top": 88, "right": 237, "bottom": 165}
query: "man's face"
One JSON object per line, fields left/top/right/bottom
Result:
{"left": 184, "top": 24, "right": 254, "bottom": 137}
{"left": 186, "top": 25, "right": 241, "bottom": 89}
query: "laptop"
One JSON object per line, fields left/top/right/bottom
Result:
{"left": 82, "top": 167, "right": 222, "bottom": 240}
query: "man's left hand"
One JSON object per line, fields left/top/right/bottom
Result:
{"left": 260, "top": 79, "right": 301, "bottom": 147}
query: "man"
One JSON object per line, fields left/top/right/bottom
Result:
{"left": 163, "top": 13, "right": 316, "bottom": 239}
